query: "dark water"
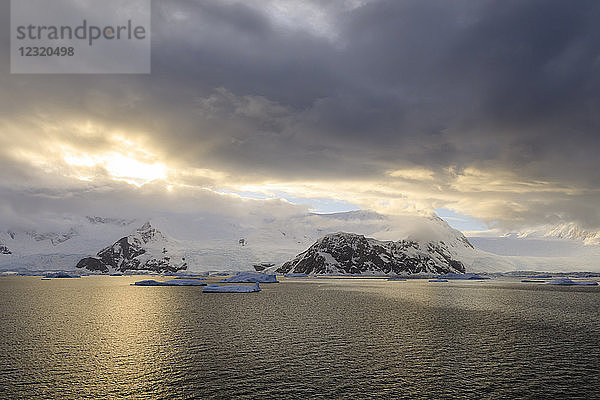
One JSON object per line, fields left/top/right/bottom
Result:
{"left": 1, "top": 276, "right": 599, "bottom": 399}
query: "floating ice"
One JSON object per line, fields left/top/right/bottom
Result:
{"left": 285, "top": 273, "right": 310, "bottom": 278}
{"left": 546, "top": 278, "right": 598, "bottom": 286}
{"left": 429, "top": 279, "right": 448, "bottom": 282}
{"left": 218, "top": 272, "right": 278, "bottom": 283}
{"left": 203, "top": 283, "right": 261, "bottom": 293}
{"left": 132, "top": 279, "right": 207, "bottom": 286}
{"left": 521, "top": 279, "right": 546, "bottom": 283}
{"left": 44, "top": 272, "right": 81, "bottom": 278}
{"left": 388, "top": 278, "right": 407, "bottom": 281}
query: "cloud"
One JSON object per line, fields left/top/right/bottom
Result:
{"left": 1, "top": 0, "right": 600, "bottom": 232}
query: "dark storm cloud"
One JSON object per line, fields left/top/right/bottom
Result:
{"left": 2, "top": 0, "right": 600, "bottom": 229}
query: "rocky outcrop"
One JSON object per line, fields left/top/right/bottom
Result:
{"left": 0, "top": 244, "right": 11, "bottom": 255}
{"left": 76, "top": 257, "right": 108, "bottom": 273}
{"left": 277, "top": 232, "right": 467, "bottom": 275}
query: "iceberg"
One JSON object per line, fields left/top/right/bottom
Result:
{"left": 218, "top": 272, "right": 278, "bottom": 283}
{"left": 44, "top": 272, "right": 81, "bottom": 278}
{"left": 203, "top": 283, "right": 261, "bottom": 293}
{"left": 429, "top": 279, "right": 448, "bottom": 282}
{"left": 546, "top": 278, "right": 598, "bottom": 286}
{"left": 132, "top": 279, "right": 207, "bottom": 286}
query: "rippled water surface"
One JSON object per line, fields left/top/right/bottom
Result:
{"left": 1, "top": 276, "right": 599, "bottom": 399}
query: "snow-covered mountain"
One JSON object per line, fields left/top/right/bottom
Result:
{"left": 276, "top": 232, "right": 467, "bottom": 275}
{"left": 514, "top": 223, "right": 600, "bottom": 245}
{"left": 1, "top": 210, "right": 487, "bottom": 273}
{"left": 0, "top": 217, "right": 137, "bottom": 271}
{"left": 76, "top": 222, "right": 187, "bottom": 274}
{"left": 1, "top": 210, "right": 599, "bottom": 273}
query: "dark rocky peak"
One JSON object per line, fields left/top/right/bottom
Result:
{"left": 98, "top": 236, "right": 146, "bottom": 270}
{"left": 278, "top": 232, "right": 466, "bottom": 275}
{"left": 136, "top": 221, "right": 164, "bottom": 244}
{"left": 0, "top": 243, "right": 11, "bottom": 255}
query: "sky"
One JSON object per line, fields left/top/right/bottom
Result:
{"left": 2, "top": 0, "right": 600, "bottom": 236}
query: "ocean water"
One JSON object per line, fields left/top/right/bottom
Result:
{"left": 1, "top": 276, "right": 599, "bottom": 399}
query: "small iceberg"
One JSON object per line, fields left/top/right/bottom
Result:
{"left": 132, "top": 279, "right": 207, "bottom": 286}
{"left": 546, "top": 278, "right": 598, "bottom": 286}
{"left": 285, "top": 273, "right": 310, "bottom": 278}
{"left": 429, "top": 279, "right": 448, "bottom": 282}
{"left": 218, "top": 272, "right": 278, "bottom": 283}
{"left": 203, "top": 283, "right": 261, "bottom": 293}
{"left": 44, "top": 272, "right": 81, "bottom": 278}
